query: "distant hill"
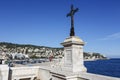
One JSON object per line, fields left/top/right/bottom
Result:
{"left": 0, "top": 42, "right": 106, "bottom": 60}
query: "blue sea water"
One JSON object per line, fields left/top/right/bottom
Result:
{"left": 84, "top": 58, "right": 120, "bottom": 78}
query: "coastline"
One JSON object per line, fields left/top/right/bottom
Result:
{"left": 84, "top": 58, "right": 109, "bottom": 61}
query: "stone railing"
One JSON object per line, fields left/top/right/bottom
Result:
{"left": 0, "top": 65, "right": 9, "bottom": 80}
{"left": 10, "top": 66, "right": 39, "bottom": 80}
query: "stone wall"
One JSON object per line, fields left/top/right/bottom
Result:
{"left": 0, "top": 65, "right": 9, "bottom": 80}
{"left": 10, "top": 66, "right": 39, "bottom": 80}
{"left": 10, "top": 66, "right": 51, "bottom": 80}
{"left": 38, "top": 66, "right": 51, "bottom": 80}
{"left": 0, "top": 64, "right": 120, "bottom": 80}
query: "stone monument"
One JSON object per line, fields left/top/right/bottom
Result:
{"left": 61, "top": 4, "right": 87, "bottom": 72}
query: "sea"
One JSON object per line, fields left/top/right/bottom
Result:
{"left": 84, "top": 58, "right": 120, "bottom": 78}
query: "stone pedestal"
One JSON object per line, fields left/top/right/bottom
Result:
{"left": 0, "top": 65, "right": 9, "bottom": 80}
{"left": 61, "top": 36, "right": 87, "bottom": 72}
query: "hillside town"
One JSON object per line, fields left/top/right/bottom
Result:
{"left": 0, "top": 42, "right": 106, "bottom": 61}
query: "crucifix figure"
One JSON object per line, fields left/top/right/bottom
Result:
{"left": 67, "top": 4, "right": 79, "bottom": 36}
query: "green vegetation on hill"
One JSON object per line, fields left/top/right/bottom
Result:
{"left": 0, "top": 42, "right": 106, "bottom": 60}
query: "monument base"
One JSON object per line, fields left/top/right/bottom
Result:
{"left": 61, "top": 36, "right": 87, "bottom": 73}
{"left": 61, "top": 63, "right": 87, "bottom": 73}
{"left": 50, "top": 69, "right": 87, "bottom": 80}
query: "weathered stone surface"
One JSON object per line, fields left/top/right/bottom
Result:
{"left": 61, "top": 36, "right": 87, "bottom": 72}
{"left": 0, "top": 65, "right": 9, "bottom": 80}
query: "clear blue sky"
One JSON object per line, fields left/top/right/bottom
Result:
{"left": 0, "top": 0, "right": 120, "bottom": 58}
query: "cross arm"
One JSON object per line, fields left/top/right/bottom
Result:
{"left": 66, "top": 13, "right": 71, "bottom": 17}
{"left": 73, "top": 8, "right": 79, "bottom": 15}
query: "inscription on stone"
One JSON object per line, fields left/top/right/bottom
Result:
{"left": 65, "top": 50, "right": 72, "bottom": 65}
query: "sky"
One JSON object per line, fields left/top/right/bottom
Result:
{"left": 0, "top": 0, "right": 120, "bottom": 58}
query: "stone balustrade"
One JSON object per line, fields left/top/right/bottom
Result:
{"left": 10, "top": 66, "right": 39, "bottom": 80}
{"left": 0, "top": 64, "right": 120, "bottom": 80}
{"left": 0, "top": 65, "right": 9, "bottom": 80}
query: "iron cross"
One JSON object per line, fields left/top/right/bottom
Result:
{"left": 67, "top": 5, "right": 79, "bottom": 36}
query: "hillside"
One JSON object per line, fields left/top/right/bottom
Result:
{"left": 0, "top": 42, "right": 106, "bottom": 60}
